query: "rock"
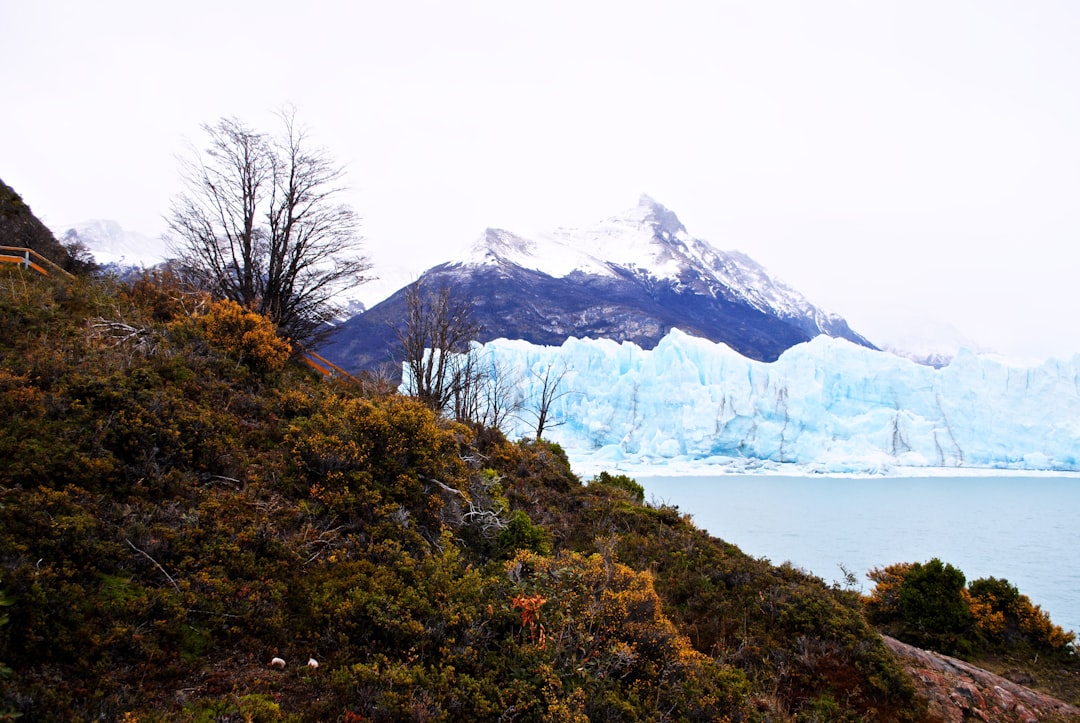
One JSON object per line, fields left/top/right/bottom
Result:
{"left": 882, "top": 635, "right": 1079, "bottom": 722}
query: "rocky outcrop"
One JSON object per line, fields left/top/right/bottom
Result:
{"left": 884, "top": 636, "right": 1080, "bottom": 722}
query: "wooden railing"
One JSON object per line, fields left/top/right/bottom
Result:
{"left": 300, "top": 346, "right": 364, "bottom": 386}
{"left": 0, "top": 246, "right": 75, "bottom": 279}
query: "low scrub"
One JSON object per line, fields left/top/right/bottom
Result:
{"left": 7, "top": 269, "right": 1070, "bottom": 720}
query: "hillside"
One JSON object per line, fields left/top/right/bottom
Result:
{"left": 0, "top": 263, "right": 922, "bottom": 721}
{"left": 0, "top": 178, "right": 73, "bottom": 268}
{"left": 0, "top": 266, "right": 1075, "bottom": 721}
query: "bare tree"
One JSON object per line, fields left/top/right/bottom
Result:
{"left": 523, "top": 361, "right": 573, "bottom": 440}
{"left": 451, "top": 349, "right": 523, "bottom": 431}
{"left": 451, "top": 347, "right": 485, "bottom": 424}
{"left": 398, "top": 280, "right": 482, "bottom": 416}
{"left": 477, "top": 355, "right": 523, "bottom": 431}
{"left": 166, "top": 109, "right": 370, "bottom": 345}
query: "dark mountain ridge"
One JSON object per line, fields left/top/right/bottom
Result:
{"left": 321, "top": 196, "right": 875, "bottom": 373}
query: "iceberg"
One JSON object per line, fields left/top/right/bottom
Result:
{"left": 424, "top": 330, "right": 1080, "bottom": 476}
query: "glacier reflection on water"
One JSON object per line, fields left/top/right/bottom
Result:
{"left": 636, "top": 475, "right": 1080, "bottom": 638}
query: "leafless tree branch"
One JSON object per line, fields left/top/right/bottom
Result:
{"left": 166, "top": 108, "right": 372, "bottom": 345}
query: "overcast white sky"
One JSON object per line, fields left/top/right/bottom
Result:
{"left": 3, "top": 1, "right": 1078, "bottom": 359}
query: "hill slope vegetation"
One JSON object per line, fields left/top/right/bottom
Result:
{"left": 0, "top": 267, "right": 1074, "bottom": 722}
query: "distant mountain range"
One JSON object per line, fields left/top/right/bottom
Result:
{"left": 43, "top": 195, "right": 984, "bottom": 369}
{"left": 320, "top": 196, "right": 876, "bottom": 373}
{"left": 53, "top": 219, "right": 167, "bottom": 269}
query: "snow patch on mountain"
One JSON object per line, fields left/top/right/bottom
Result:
{"left": 457, "top": 195, "right": 856, "bottom": 340}
{"left": 54, "top": 220, "right": 167, "bottom": 267}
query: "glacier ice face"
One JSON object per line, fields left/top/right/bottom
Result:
{"left": 430, "top": 330, "right": 1080, "bottom": 475}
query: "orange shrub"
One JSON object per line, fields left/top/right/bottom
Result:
{"left": 197, "top": 299, "right": 291, "bottom": 372}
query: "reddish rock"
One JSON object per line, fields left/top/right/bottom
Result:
{"left": 883, "top": 635, "right": 1079, "bottom": 722}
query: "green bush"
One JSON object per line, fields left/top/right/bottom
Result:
{"left": 494, "top": 509, "right": 549, "bottom": 558}
{"left": 590, "top": 471, "right": 645, "bottom": 503}
{"left": 896, "top": 558, "right": 970, "bottom": 652}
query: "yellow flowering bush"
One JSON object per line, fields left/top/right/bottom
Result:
{"left": 197, "top": 298, "right": 291, "bottom": 372}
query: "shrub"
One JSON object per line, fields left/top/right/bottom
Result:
{"left": 968, "top": 576, "right": 1076, "bottom": 653}
{"left": 896, "top": 558, "right": 970, "bottom": 651}
{"left": 494, "top": 509, "right": 550, "bottom": 558}
{"left": 196, "top": 299, "right": 291, "bottom": 373}
{"left": 865, "top": 560, "right": 1075, "bottom": 660}
{"left": 590, "top": 471, "right": 645, "bottom": 503}
{"left": 502, "top": 549, "right": 755, "bottom": 721}
{"left": 865, "top": 562, "right": 914, "bottom": 620}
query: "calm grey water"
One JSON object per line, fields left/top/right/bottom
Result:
{"left": 637, "top": 475, "right": 1080, "bottom": 636}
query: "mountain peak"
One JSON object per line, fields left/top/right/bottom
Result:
{"left": 324, "top": 196, "right": 877, "bottom": 371}
{"left": 464, "top": 228, "right": 538, "bottom": 266}
{"left": 618, "top": 194, "right": 687, "bottom": 240}
{"left": 454, "top": 198, "right": 870, "bottom": 348}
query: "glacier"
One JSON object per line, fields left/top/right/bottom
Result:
{"left": 432, "top": 330, "right": 1080, "bottom": 476}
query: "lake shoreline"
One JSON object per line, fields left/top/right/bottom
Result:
{"left": 633, "top": 474, "right": 1080, "bottom": 637}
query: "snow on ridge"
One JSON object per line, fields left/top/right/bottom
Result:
{"left": 459, "top": 196, "right": 737, "bottom": 283}
{"left": 461, "top": 228, "right": 607, "bottom": 277}
{"left": 457, "top": 197, "right": 837, "bottom": 326}
{"left": 548, "top": 195, "right": 695, "bottom": 279}
{"left": 707, "top": 249, "right": 828, "bottom": 321}
{"left": 455, "top": 197, "right": 685, "bottom": 280}
{"left": 54, "top": 219, "right": 167, "bottom": 267}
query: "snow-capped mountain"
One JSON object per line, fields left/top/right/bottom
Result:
{"left": 464, "top": 195, "right": 859, "bottom": 342}
{"left": 320, "top": 196, "right": 875, "bottom": 373}
{"left": 54, "top": 220, "right": 167, "bottom": 268}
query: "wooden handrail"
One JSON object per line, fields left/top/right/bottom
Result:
{"left": 300, "top": 346, "right": 364, "bottom": 387}
{"left": 0, "top": 246, "right": 75, "bottom": 279}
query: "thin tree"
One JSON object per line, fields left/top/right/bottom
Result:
{"left": 525, "top": 361, "right": 572, "bottom": 440}
{"left": 398, "top": 280, "right": 482, "bottom": 416}
{"left": 452, "top": 350, "right": 523, "bottom": 431}
{"left": 478, "top": 354, "right": 523, "bottom": 432}
{"left": 450, "top": 346, "right": 484, "bottom": 423}
{"left": 166, "top": 109, "right": 370, "bottom": 345}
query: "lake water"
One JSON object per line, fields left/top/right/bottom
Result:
{"left": 637, "top": 475, "right": 1080, "bottom": 637}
